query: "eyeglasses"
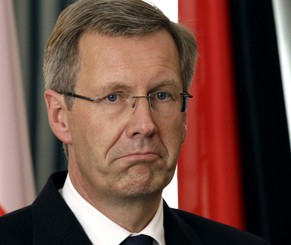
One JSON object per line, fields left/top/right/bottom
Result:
{"left": 61, "top": 90, "right": 193, "bottom": 116}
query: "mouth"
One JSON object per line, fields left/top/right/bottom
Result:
{"left": 117, "top": 152, "right": 161, "bottom": 163}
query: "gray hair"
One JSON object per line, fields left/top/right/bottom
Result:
{"left": 44, "top": 0, "right": 197, "bottom": 106}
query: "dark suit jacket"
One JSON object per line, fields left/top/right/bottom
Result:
{"left": 0, "top": 171, "right": 270, "bottom": 244}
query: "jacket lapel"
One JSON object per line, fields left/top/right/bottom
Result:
{"left": 31, "top": 171, "right": 92, "bottom": 244}
{"left": 163, "top": 201, "right": 204, "bottom": 245}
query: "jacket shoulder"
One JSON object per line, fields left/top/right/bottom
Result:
{"left": 0, "top": 206, "right": 33, "bottom": 244}
{"left": 171, "top": 208, "right": 270, "bottom": 245}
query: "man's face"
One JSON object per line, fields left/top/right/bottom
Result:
{"left": 66, "top": 30, "right": 187, "bottom": 203}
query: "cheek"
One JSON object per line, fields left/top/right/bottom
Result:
{"left": 74, "top": 113, "right": 126, "bottom": 160}
{"left": 68, "top": 109, "right": 101, "bottom": 155}
{"left": 160, "top": 115, "right": 186, "bottom": 151}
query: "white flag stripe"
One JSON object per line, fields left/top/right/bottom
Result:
{"left": 0, "top": 0, "right": 35, "bottom": 213}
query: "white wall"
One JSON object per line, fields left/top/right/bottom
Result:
{"left": 145, "top": 0, "right": 178, "bottom": 22}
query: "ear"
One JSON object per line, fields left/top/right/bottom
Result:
{"left": 44, "top": 90, "right": 72, "bottom": 144}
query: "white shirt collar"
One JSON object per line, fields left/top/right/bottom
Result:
{"left": 59, "top": 174, "right": 165, "bottom": 245}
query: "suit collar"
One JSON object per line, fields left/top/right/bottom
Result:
{"left": 163, "top": 201, "right": 204, "bottom": 245}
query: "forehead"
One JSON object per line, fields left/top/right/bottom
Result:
{"left": 76, "top": 30, "right": 181, "bottom": 91}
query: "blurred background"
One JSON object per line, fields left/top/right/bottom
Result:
{"left": 1, "top": 0, "right": 290, "bottom": 244}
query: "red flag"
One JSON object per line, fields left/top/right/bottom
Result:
{"left": 0, "top": 206, "right": 5, "bottom": 216}
{"left": 0, "top": 0, "right": 35, "bottom": 215}
{"left": 178, "top": 0, "right": 244, "bottom": 229}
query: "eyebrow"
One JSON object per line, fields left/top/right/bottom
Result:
{"left": 99, "top": 82, "right": 132, "bottom": 93}
{"left": 98, "top": 79, "right": 181, "bottom": 94}
{"left": 152, "top": 79, "right": 181, "bottom": 90}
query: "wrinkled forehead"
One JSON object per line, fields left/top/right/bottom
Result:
{"left": 75, "top": 30, "right": 182, "bottom": 92}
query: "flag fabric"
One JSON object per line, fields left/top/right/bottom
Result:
{"left": 0, "top": 205, "right": 5, "bottom": 216}
{"left": 177, "top": 0, "right": 244, "bottom": 229}
{"left": 177, "top": 0, "right": 291, "bottom": 243}
{"left": 230, "top": 0, "right": 291, "bottom": 243}
{"left": 0, "top": 0, "right": 35, "bottom": 215}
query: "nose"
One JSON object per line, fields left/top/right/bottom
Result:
{"left": 131, "top": 95, "right": 151, "bottom": 109}
{"left": 126, "top": 96, "right": 157, "bottom": 138}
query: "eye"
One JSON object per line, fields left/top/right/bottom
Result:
{"left": 157, "top": 92, "right": 167, "bottom": 100}
{"left": 103, "top": 92, "right": 129, "bottom": 104}
{"left": 106, "top": 93, "right": 118, "bottom": 102}
{"left": 154, "top": 91, "right": 173, "bottom": 101}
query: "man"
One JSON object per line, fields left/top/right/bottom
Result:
{"left": 0, "top": 0, "right": 270, "bottom": 244}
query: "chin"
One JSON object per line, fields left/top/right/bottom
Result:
{"left": 119, "top": 177, "right": 167, "bottom": 200}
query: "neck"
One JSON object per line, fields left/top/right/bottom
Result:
{"left": 99, "top": 195, "right": 162, "bottom": 232}
{"left": 69, "top": 171, "right": 162, "bottom": 232}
